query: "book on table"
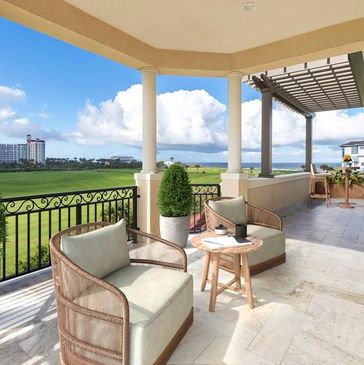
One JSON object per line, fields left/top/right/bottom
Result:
{"left": 201, "top": 236, "right": 252, "bottom": 250}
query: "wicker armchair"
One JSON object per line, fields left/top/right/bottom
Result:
{"left": 204, "top": 197, "right": 285, "bottom": 275}
{"left": 50, "top": 222, "right": 193, "bottom": 365}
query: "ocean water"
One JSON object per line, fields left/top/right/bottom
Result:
{"left": 192, "top": 162, "right": 341, "bottom": 171}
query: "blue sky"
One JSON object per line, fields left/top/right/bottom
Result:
{"left": 0, "top": 17, "right": 363, "bottom": 164}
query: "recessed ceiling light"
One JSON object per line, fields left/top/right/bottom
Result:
{"left": 242, "top": 1, "right": 258, "bottom": 13}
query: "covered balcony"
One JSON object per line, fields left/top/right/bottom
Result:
{"left": 1, "top": 0, "right": 364, "bottom": 364}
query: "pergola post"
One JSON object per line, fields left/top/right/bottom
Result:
{"left": 135, "top": 67, "right": 161, "bottom": 235}
{"left": 305, "top": 115, "right": 313, "bottom": 172}
{"left": 221, "top": 72, "right": 248, "bottom": 197}
{"left": 259, "top": 88, "right": 274, "bottom": 178}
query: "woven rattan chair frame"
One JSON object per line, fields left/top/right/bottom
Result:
{"left": 204, "top": 197, "right": 283, "bottom": 232}
{"left": 204, "top": 197, "right": 283, "bottom": 275}
{"left": 50, "top": 222, "right": 188, "bottom": 365}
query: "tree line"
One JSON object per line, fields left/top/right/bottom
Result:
{"left": 0, "top": 158, "right": 142, "bottom": 172}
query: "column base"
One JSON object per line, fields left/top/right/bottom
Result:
{"left": 134, "top": 172, "right": 162, "bottom": 235}
{"left": 220, "top": 172, "right": 249, "bottom": 198}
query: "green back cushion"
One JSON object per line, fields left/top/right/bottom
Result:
{"left": 61, "top": 219, "right": 130, "bottom": 278}
{"left": 209, "top": 196, "right": 247, "bottom": 225}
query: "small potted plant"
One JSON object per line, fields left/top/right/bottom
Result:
{"left": 343, "top": 154, "right": 352, "bottom": 167}
{"left": 158, "top": 164, "right": 193, "bottom": 247}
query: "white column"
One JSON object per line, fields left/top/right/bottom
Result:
{"left": 227, "top": 72, "right": 243, "bottom": 173}
{"left": 305, "top": 115, "right": 313, "bottom": 172}
{"left": 141, "top": 67, "right": 158, "bottom": 173}
{"left": 221, "top": 72, "right": 248, "bottom": 198}
{"left": 135, "top": 67, "right": 161, "bottom": 236}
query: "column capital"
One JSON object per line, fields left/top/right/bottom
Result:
{"left": 139, "top": 66, "right": 159, "bottom": 74}
{"left": 226, "top": 71, "right": 244, "bottom": 78}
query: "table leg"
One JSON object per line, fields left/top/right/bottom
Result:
{"left": 241, "top": 253, "right": 254, "bottom": 309}
{"left": 233, "top": 253, "right": 242, "bottom": 290}
{"left": 201, "top": 251, "right": 211, "bottom": 292}
{"left": 209, "top": 253, "right": 220, "bottom": 312}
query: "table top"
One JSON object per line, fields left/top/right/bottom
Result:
{"left": 191, "top": 231, "right": 263, "bottom": 254}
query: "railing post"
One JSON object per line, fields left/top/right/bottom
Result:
{"left": 76, "top": 205, "right": 82, "bottom": 225}
{"left": 132, "top": 187, "right": 139, "bottom": 230}
{"left": 132, "top": 187, "right": 139, "bottom": 243}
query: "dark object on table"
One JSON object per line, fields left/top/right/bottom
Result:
{"left": 235, "top": 224, "right": 247, "bottom": 240}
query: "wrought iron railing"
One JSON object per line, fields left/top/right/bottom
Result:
{"left": 189, "top": 184, "right": 221, "bottom": 233}
{"left": 0, "top": 186, "right": 138, "bottom": 282}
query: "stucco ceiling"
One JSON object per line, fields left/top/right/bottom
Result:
{"left": 2, "top": 0, "right": 364, "bottom": 75}
{"left": 64, "top": 0, "right": 364, "bottom": 53}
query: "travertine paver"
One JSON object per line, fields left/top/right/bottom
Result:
{"left": 0, "top": 200, "right": 364, "bottom": 365}
{"left": 283, "top": 198, "right": 364, "bottom": 251}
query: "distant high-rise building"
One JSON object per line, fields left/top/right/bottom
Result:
{"left": 0, "top": 144, "right": 27, "bottom": 164}
{"left": 0, "top": 135, "right": 45, "bottom": 164}
{"left": 26, "top": 135, "right": 45, "bottom": 164}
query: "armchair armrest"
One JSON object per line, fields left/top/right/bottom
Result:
{"left": 127, "top": 228, "right": 188, "bottom": 272}
{"left": 246, "top": 202, "right": 283, "bottom": 231}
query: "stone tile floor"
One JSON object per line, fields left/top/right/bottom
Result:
{"left": 1, "top": 199, "right": 364, "bottom": 364}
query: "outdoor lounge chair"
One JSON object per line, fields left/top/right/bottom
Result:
{"left": 204, "top": 196, "right": 286, "bottom": 275}
{"left": 49, "top": 219, "right": 193, "bottom": 365}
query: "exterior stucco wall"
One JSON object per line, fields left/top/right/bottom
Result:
{"left": 246, "top": 173, "right": 310, "bottom": 212}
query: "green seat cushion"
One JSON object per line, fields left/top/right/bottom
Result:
{"left": 61, "top": 219, "right": 130, "bottom": 278}
{"left": 104, "top": 265, "right": 193, "bottom": 365}
{"left": 209, "top": 196, "right": 247, "bottom": 225}
{"left": 247, "top": 224, "right": 285, "bottom": 266}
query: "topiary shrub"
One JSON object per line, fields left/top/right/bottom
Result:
{"left": 158, "top": 164, "right": 193, "bottom": 217}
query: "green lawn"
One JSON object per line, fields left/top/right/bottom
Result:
{"left": 0, "top": 168, "right": 226, "bottom": 198}
{"left": 0, "top": 167, "right": 298, "bottom": 198}
{"left": 0, "top": 169, "right": 138, "bottom": 197}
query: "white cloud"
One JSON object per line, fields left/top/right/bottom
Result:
{"left": 13, "top": 118, "right": 30, "bottom": 126}
{"left": 0, "top": 84, "right": 65, "bottom": 142}
{"left": 0, "top": 107, "right": 16, "bottom": 122}
{"left": 71, "top": 84, "right": 364, "bottom": 157}
{"left": 0, "top": 85, "right": 25, "bottom": 104}
{"left": 72, "top": 84, "right": 227, "bottom": 151}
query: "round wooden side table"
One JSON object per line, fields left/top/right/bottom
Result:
{"left": 191, "top": 231, "right": 263, "bottom": 312}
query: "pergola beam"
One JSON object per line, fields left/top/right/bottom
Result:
{"left": 252, "top": 75, "right": 314, "bottom": 117}
{"left": 348, "top": 52, "right": 364, "bottom": 105}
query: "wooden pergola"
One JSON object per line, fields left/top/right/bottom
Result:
{"left": 247, "top": 52, "right": 364, "bottom": 177}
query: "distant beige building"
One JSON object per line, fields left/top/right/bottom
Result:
{"left": 26, "top": 134, "right": 46, "bottom": 164}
